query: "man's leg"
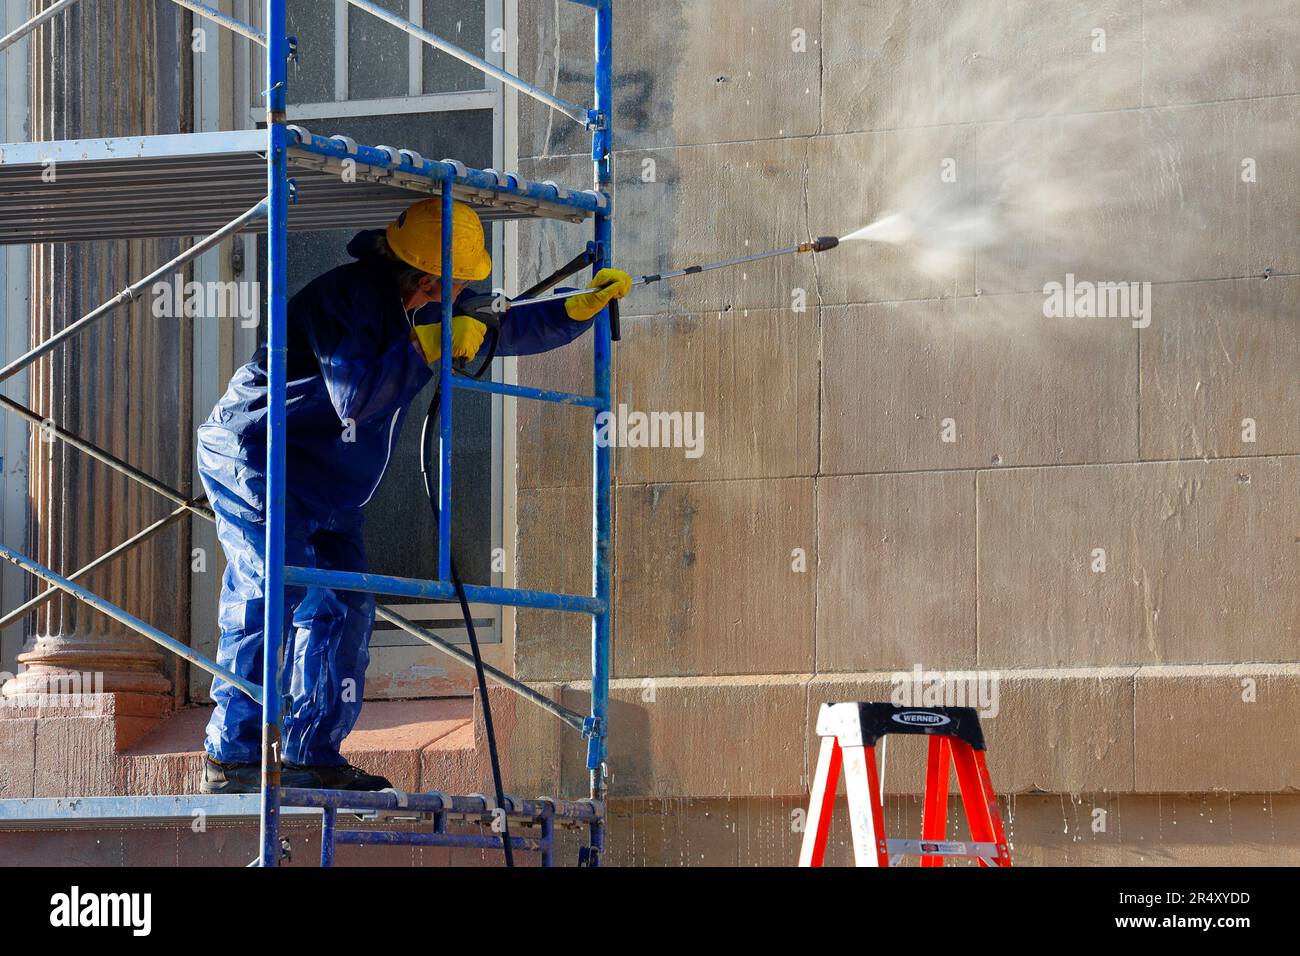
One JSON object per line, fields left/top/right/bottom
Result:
{"left": 198, "top": 450, "right": 311, "bottom": 775}
{"left": 281, "top": 508, "right": 387, "bottom": 788}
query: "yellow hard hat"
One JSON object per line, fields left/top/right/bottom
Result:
{"left": 385, "top": 197, "right": 492, "bottom": 281}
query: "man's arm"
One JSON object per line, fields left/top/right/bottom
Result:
{"left": 491, "top": 290, "right": 592, "bottom": 357}
{"left": 490, "top": 268, "right": 633, "bottom": 357}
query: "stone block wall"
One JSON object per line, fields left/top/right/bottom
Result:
{"left": 505, "top": 1, "right": 1298, "bottom": 863}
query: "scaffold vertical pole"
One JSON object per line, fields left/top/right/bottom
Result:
{"left": 437, "top": 183, "right": 454, "bottom": 581}
{"left": 260, "top": 0, "right": 290, "bottom": 868}
{"left": 587, "top": 0, "right": 614, "bottom": 865}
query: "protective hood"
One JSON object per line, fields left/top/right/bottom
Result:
{"left": 345, "top": 228, "right": 386, "bottom": 260}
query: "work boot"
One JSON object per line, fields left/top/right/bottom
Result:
{"left": 284, "top": 761, "right": 393, "bottom": 792}
{"left": 199, "top": 755, "right": 316, "bottom": 794}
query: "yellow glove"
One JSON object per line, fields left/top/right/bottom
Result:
{"left": 412, "top": 315, "right": 488, "bottom": 364}
{"left": 564, "top": 268, "right": 632, "bottom": 322}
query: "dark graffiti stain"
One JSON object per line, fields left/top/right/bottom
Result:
{"left": 554, "top": 66, "right": 658, "bottom": 138}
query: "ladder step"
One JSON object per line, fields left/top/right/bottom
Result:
{"left": 886, "top": 838, "right": 1004, "bottom": 858}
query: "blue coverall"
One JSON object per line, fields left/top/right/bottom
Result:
{"left": 198, "top": 230, "right": 589, "bottom": 766}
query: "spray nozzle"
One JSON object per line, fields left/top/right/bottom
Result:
{"left": 800, "top": 236, "right": 840, "bottom": 253}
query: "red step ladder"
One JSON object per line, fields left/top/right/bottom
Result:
{"left": 798, "top": 702, "right": 1011, "bottom": 867}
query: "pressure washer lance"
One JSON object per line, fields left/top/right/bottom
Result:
{"left": 456, "top": 235, "right": 841, "bottom": 323}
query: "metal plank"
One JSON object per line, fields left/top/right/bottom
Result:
{"left": 0, "top": 794, "right": 321, "bottom": 829}
{"left": 0, "top": 127, "right": 598, "bottom": 245}
{"left": 0, "top": 211, "right": 551, "bottom": 245}
{"left": 0, "top": 129, "right": 266, "bottom": 164}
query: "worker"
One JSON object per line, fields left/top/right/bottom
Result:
{"left": 197, "top": 197, "right": 631, "bottom": 793}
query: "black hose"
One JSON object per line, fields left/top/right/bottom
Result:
{"left": 418, "top": 389, "right": 513, "bottom": 867}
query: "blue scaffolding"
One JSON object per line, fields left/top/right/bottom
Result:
{"left": 0, "top": 0, "right": 616, "bottom": 867}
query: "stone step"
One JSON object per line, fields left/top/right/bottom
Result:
{"left": 119, "top": 698, "right": 477, "bottom": 795}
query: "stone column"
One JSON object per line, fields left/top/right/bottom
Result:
{"left": 3, "top": 0, "right": 192, "bottom": 710}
